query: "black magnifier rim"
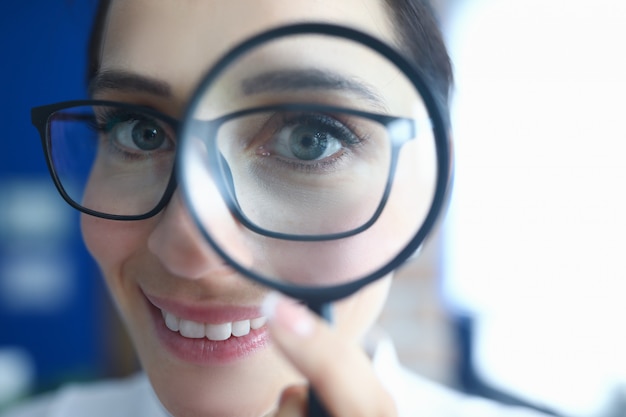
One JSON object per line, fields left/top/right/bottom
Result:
{"left": 177, "top": 22, "right": 452, "bottom": 304}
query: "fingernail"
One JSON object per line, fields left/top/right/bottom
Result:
{"left": 262, "top": 292, "right": 314, "bottom": 337}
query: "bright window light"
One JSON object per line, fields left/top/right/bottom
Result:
{"left": 443, "top": 1, "right": 626, "bottom": 415}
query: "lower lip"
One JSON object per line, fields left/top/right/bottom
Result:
{"left": 147, "top": 300, "right": 270, "bottom": 366}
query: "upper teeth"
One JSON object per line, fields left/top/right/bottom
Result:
{"left": 161, "top": 310, "right": 267, "bottom": 341}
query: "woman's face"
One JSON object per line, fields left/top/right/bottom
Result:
{"left": 82, "top": 1, "right": 403, "bottom": 416}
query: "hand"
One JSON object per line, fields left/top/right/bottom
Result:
{"left": 262, "top": 292, "right": 397, "bottom": 417}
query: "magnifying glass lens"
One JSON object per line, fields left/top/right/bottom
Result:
{"left": 180, "top": 30, "right": 440, "bottom": 289}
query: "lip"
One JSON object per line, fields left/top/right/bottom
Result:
{"left": 143, "top": 292, "right": 269, "bottom": 365}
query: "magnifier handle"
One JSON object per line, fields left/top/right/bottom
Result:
{"left": 306, "top": 302, "right": 333, "bottom": 417}
{"left": 308, "top": 390, "right": 330, "bottom": 417}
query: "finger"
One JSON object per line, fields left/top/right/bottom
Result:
{"left": 274, "top": 385, "right": 307, "bottom": 417}
{"left": 262, "top": 292, "right": 397, "bottom": 417}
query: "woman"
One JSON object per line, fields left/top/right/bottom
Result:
{"left": 6, "top": 1, "right": 546, "bottom": 416}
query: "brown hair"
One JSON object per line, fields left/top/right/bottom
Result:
{"left": 384, "top": 0, "right": 453, "bottom": 125}
{"left": 86, "top": 0, "right": 452, "bottom": 124}
{"left": 86, "top": 0, "right": 111, "bottom": 86}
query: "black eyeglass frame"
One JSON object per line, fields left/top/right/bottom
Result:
{"left": 31, "top": 98, "right": 416, "bottom": 231}
{"left": 198, "top": 102, "right": 417, "bottom": 242}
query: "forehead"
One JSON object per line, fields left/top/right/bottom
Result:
{"left": 100, "top": 0, "right": 394, "bottom": 101}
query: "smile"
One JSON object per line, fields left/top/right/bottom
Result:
{"left": 160, "top": 309, "right": 268, "bottom": 341}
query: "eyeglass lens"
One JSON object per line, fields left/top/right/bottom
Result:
{"left": 46, "top": 104, "right": 175, "bottom": 217}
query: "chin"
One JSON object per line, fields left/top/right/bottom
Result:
{"left": 138, "top": 334, "right": 302, "bottom": 417}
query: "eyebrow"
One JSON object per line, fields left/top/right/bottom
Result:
{"left": 88, "top": 70, "right": 172, "bottom": 97}
{"left": 241, "top": 69, "right": 388, "bottom": 110}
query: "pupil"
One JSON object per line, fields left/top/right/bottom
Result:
{"left": 301, "top": 135, "right": 314, "bottom": 148}
{"left": 290, "top": 127, "right": 328, "bottom": 160}
{"left": 132, "top": 121, "right": 164, "bottom": 151}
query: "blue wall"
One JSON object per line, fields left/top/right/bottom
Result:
{"left": 0, "top": 1, "right": 106, "bottom": 397}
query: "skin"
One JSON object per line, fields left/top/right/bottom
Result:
{"left": 82, "top": 1, "right": 410, "bottom": 416}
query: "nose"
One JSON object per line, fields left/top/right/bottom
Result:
{"left": 147, "top": 189, "right": 246, "bottom": 279}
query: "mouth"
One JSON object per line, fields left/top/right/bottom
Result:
{"left": 144, "top": 293, "right": 270, "bottom": 365}
{"left": 160, "top": 309, "right": 268, "bottom": 341}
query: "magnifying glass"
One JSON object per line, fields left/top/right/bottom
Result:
{"left": 177, "top": 22, "right": 452, "bottom": 416}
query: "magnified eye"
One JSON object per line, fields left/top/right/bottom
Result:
{"left": 267, "top": 113, "right": 360, "bottom": 162}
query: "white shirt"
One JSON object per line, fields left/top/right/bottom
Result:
{"left": 371, "top": 336, "right": 547, "bottom": 417}
{"left": 1, "top": 338, "right": 548, "bottom": 417}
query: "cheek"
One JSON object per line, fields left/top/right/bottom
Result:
{"left": 239, "top": 143, "right": 431, "bottom": 288}
{"left": 80, "top": 214, "right": 153, "bottom": 308}
{"left": 245, "top": 213, "right": 414, "bottom": 287}
{"left": 81, "top": 215, "right": 143, "bottom": 270}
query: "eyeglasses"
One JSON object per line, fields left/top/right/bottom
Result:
{"left": 31, "top": 100, "right": 423, "bottom": 238}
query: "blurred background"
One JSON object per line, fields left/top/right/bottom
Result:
{"left": 0, "top": 0, "right": 135, "bottom": 410}
{"left": 1, "top": 1, "right": 625, "bottom": 416}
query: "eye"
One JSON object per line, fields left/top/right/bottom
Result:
{"left": 268, "top": 113, "right": 359, "bottom": 162}
{"left": 95, "top": 109, "right": 175, "bottom": 157}
{"left": 110, "top": 118, "right": 168, "bottom": 151}
{"left": 277, "top": 124, "right": 342, "bottom": 161}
